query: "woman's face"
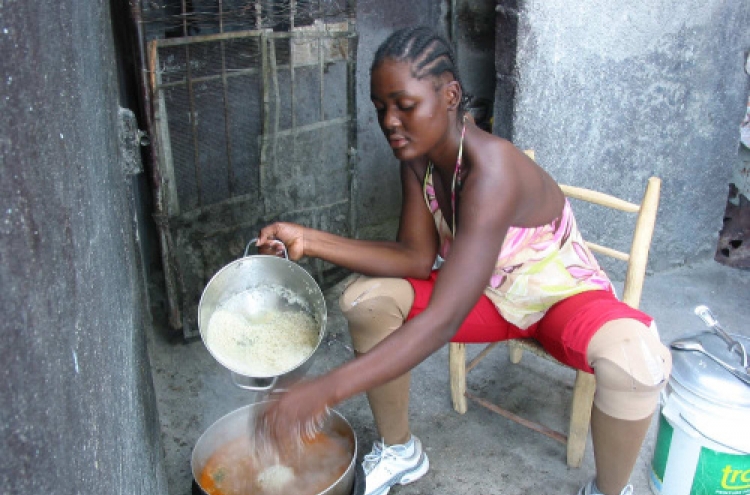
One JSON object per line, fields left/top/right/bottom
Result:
{"left": 370, "top": 59, "right": 452, "bottom": 161}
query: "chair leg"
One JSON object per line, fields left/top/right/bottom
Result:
{"left": 567, "top": 370, "right": 596, "bottom": 468}
{"left": 509, "top": 340, "right": 523, "bottom": 364}
{"left": 449, "top": 343, "right": 467, "bottom": 414}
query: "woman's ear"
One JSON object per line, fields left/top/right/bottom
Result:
{"left": 444, "top": 79, "right": 462, "bottom": 112}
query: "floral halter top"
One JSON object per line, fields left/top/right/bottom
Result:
{"left": 422, "top": 126, "right": 613, "bottom": 329}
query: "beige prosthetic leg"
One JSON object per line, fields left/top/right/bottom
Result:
{"left": 587, "top": 319, "right": 672, "bottom": 495}
{"left": 339, "top": 276, "right": 416, "bottom": 445}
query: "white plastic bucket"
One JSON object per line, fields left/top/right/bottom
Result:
{"left": 649, "top": 336, "right": 750, "bottom": 495}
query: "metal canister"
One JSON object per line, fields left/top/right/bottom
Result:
{"left": 649, "top": 331, "right": 750, "bottom": 495}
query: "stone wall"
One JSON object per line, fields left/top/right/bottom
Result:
{"left": 0, "top": 1, "right": 168, "bottom": 493}
{"left": 500, "top": 0, "right": 750, "bottom": 272}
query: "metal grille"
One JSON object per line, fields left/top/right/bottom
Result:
{"left": 152, "top": 34, "right": 264, "bottom": 212}
{"left": 137, "top": 0, "right": 353, "bottom": 38}
{"left": 134, "top": 1, "right": 357, "bottom": 338}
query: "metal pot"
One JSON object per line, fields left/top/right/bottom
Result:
{"left": 191, "top": 404, "right": 358, "bottom": 495}
{"left": 667, "top": 331, "right": 750, "bottom": 449}
{"left": 649, "top": 331, "right": 750, "bottom": 494}
{"left": 198, "top": 240, "right": 327, "bottom": 392}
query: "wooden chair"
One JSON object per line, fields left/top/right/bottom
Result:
{"left": 448, "top": 163, "right": 662, "bottom": 468}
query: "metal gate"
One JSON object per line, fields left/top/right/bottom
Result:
{"left": 131, "top": 1, "right": 357, "bottom": 338}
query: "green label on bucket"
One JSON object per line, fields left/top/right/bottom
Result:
{"left": 696, "top": 449, "right": 750, "bottom": 495}
{"left": 651, "top": 414, "right": 750, "bottom": 495}
{"left": 651, "top": 415, "right": 674, "bottom": 486}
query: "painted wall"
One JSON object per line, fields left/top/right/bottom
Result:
{"left": 502, "top": 0, "right": 750, "bottom": 272}
{"left": 0, "top": 1, "right": 168, "bottom": 493}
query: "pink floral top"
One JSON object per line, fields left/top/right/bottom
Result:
{"left": 422, "top": 163, "right": 614, "bottom": 329}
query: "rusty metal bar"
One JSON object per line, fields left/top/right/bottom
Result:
{"left": 153, "top": 28, "right": 349, "bottom": 48}
{"left": 269, "top": 38, "right": 281, "bottom": 196}
{"left": 290, "top": 40, "right": 297, "bottom": 132}
{"left": 259, "top": 32, "right": 270, "bottom": 196}
{"left": 257, "top": 116, "right": 348, "bottom": 135}
{"left": 154, "top": 28, "right": 266, "bottom": 46}
{"left": 152, "top": 57, "right": 330, "bottom": 90}
{"left": 218, "top": 0, "right": 236, "bottom": 196}
{"left": 148, "top": 44, "right": 180, "bottom": 216}
{"left": 129, "top": 0, "right": 183, "bottom": 330}
{"left": 153, "top": 68, "right": 261, "bottom": 90}
{"left": 318, "top": 28, "right": 324, "bottom": 122}
{"left": 346, "top": 24, "right": 358, "bottom": 239}
{"left": 184, "top": 42, "right": 203, "bottom": 206}
{"left": 177, "top": 0, "right": 202, "bottom": 205}
{"left": 181, "top": 0, "right": 188, "bottom": 36}
{"left": 289, "top": 1, "right": 298, "bottom": 135}
{"left": 465, "top": 392, "right": 568, "bottom": 445}
{"left": 218, "top": 0, "right": 224, "bottom": 32}
{"left": 467, "top": 342, "right": 500, "bottom": 373}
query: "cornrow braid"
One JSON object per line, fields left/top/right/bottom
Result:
{"left": 371, "top": 26, "right": 470, "bottom": 115}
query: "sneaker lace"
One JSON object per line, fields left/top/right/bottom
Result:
{"left": 362, "top": 440, "right": 406, "bottom": 475}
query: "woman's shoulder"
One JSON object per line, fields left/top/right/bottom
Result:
{"left": 468, "top": 130, "right": 530, "bottom": 177}
{"left": 466, "top": 129, "right": 562, "bottom": 213}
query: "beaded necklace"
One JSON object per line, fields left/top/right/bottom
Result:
{"left": 450, "top": 122, "right": 467, "bottom": 235}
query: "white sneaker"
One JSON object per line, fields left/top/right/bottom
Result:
{"left": 577, "top": 478, "right": 633, "bottom": 495}
{"left": 362, "top": 435, "right": 430, "bottom": 495}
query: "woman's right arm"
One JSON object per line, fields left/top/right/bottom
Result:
{"left": 256, "top": 161, "right": 439, "bottom": 279}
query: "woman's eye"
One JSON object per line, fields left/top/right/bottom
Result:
{"left": 398, "top": 103, "right": 415, "bottom": 111}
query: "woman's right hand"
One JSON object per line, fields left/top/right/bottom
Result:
{"left": 252, "top": 376, "right": 336, "bottom": 457}
{"left": 257, "top": 222, "right": 307, "bottom": 261}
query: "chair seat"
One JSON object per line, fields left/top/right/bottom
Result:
{"left": 508, "top": 338, "right": 559, "bottom": 365}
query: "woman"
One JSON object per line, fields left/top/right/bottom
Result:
{"left": 256, "top": 26, "right": 671, "bottom": 495}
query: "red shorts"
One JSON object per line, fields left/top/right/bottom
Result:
{"left": 406, "top": 271, "right": 653, "bottom": 373}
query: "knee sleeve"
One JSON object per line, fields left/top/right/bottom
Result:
{"left": 588, "top": 320, "right": 672, "bottom": 421}
{"left": 338, "top": 276, "right": 415, "bottom": 353}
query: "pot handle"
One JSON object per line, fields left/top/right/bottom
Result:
{"left": 230, "top": 372, "right": 278, "bottom": 391}
{"left": 244, "top": 237, "right": 289, "bottom": 259}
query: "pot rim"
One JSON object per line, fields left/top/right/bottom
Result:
{"left": 191, "top": 403, "right": 357, "bottom": 495}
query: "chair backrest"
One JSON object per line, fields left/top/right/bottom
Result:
{"left": 523, "top": 151, "right": 661, "bottom": 309}
{"left": 558, "top": 178, "right": 661, "bottom": 309}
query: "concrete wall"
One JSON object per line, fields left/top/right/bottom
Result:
{"left": 455, "top": 0, "right": 498, "bottom": 114}
{"left": 0, "top": 1, "right": 168, "bottom": 493}
{"left": 503, "top": 0, "right": 750, "bottom": 272}
{"left": 353, "top": 0, "right": 449, "bottom": 239}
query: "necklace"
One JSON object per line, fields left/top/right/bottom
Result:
{"left": 450, "top": 121, "right": 467, "bottom": 234}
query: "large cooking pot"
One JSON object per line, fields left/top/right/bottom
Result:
{"left": 191, "top": 403, "right": 359, "bottom": 495}
{"left": 198, "top": 239, "right": 327, "bottom": 391}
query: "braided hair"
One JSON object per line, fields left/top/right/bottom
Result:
{"left": 371, "top": 26, "right": 469, "bottom": 115}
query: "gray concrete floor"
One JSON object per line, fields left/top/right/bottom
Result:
{"left": 146, "top": 260, "right": 750, "bottom": 495}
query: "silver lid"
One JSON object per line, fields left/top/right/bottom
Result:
{"left": 669, "top": 331, "right": 750, "bottom": 408}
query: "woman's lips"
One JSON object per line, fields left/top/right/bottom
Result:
{"left": 389, "top": 135, "right": 408, "bottom": 149}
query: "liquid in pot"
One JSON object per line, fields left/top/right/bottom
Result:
{"left": 198, "top": 424, "right": 354, "bottom": 495}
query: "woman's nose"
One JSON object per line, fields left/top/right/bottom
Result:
{"left": 383, "top": 108, "right": 400, "bottom": 130}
